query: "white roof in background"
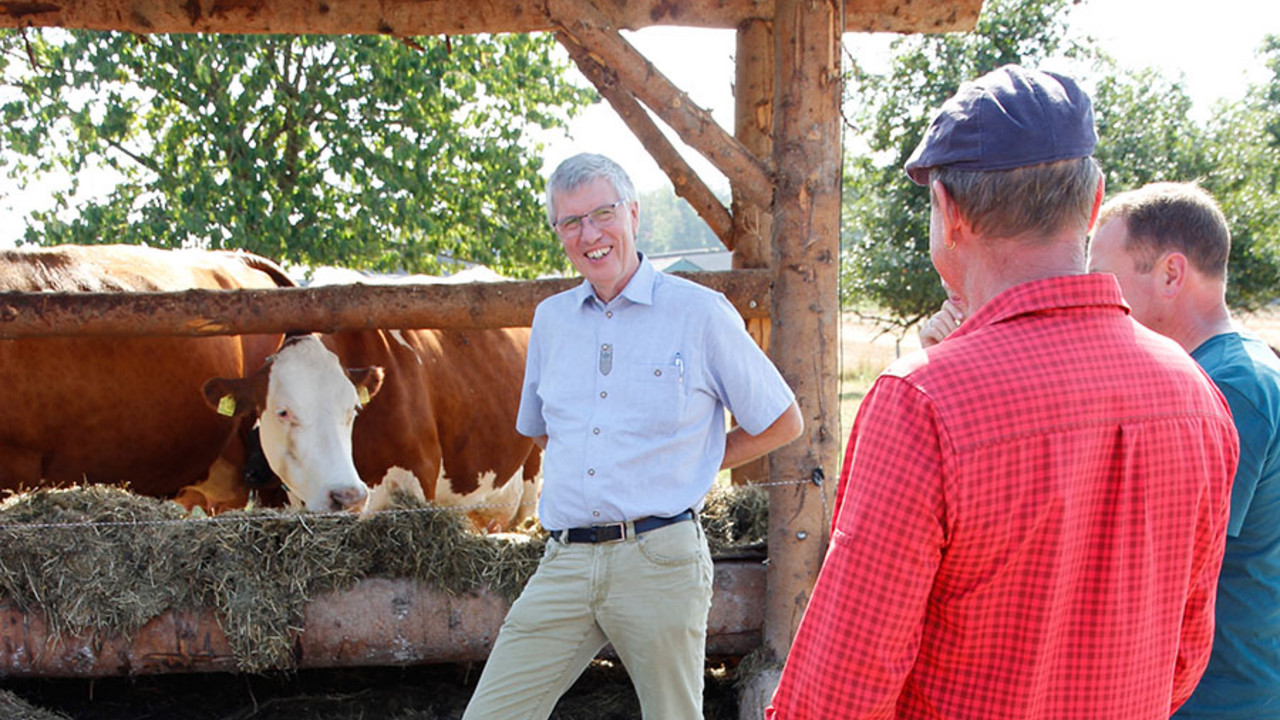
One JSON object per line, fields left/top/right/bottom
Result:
{"left": 302, "top": 264, "right": 507, "bottom": 287}
{"left": 647, "top": 248, "right": 733, "bottom": 273}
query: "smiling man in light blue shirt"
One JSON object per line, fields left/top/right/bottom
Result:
{"left": 462, "top": 152, "right": 803, "bottom": 720}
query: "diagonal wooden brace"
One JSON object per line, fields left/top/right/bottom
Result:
{"left": 556, "top": 29, "right": 736, "bottom": 249}
{"left": 545, "top": 0, "right": 774, "bottom": 210}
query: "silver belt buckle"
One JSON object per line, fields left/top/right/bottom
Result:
{"left": 604, "top": 522, "right": 627, "bottom": 543}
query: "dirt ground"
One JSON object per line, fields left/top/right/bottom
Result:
{"left": 2, "top": 659, "right": 743, "bottom": 720}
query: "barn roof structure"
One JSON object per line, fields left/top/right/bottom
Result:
{"left": 0, "top": 0, "right": 984, "bottom": 688}
{"left": 1, "top": 0, "right": 980, "bottom": 36}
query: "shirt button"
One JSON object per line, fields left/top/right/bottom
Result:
{"left": 593, "top": 427, "right": 601, "bottom": 435}
{"left": 588, "top": 468, "right": 596, "bottom": 476}
{"left": 600, "top": 391, "right": 607, "bottom": 399}
{"left": 654, "top": 369, "right": 662, "bottom": 377}
{"left": 593, "top": 510, "right": 601, "bottom": 517}
{"left": 605, "top": 311, "right": 613, "bottom": 319}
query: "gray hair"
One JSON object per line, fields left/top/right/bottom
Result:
{"left": 931, "top": 156, "right": 1102, "bottom": 241}
{"left": 545, "top": 153, "right": 638, "bottom": 226}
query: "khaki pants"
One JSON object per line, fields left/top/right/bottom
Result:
{"left": 462, "top": 518, "right": 714, "bottom": 720}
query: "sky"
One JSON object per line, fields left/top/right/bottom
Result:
{"left": 539, "top": 0, "right": 1279, "bottom": 193}
{"left": 1, "top": 0, "right": 1277, "bottom": 246}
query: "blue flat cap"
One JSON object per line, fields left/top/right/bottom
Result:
{"left": 904, "top": 65, "right": 1097, "bottom": 185}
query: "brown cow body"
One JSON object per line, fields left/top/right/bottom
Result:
{"left": 0, "top": 245, "right": 290, "bottom": 511}
{"left": 207, "top": 326, "right": 541, "bottom": 529}
{"left": 328, "top": 326, "right": 540, "bottom": 529}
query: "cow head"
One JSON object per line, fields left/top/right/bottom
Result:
{"left": 202, "top": 334, "right": 384, "bottom": 513}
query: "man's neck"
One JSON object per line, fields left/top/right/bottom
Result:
{"left": 960, "top": 234, "right": 1088, "bottom": 313}
{"left": 1170, "top": 303, "right": 1235, "bottom": 354}
{"left": 1154, "top": 276, "right": 1233, "bottom": 354}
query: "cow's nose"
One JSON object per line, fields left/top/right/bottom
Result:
{"left": 330, "top": 485, "right": 368, "bottom": 512}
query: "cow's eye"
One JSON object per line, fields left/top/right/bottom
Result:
{"left": 276, "top": 408, "right": 292, "bottom": 422}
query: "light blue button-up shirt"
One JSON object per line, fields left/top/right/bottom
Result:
{"left": 518, "top": 255, "right": 795, "bottom": 530}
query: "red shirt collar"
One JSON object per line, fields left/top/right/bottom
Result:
{"left": 949, "top": 273, "right": 1130, "bottom": 342}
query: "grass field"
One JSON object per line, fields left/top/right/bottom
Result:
{"left": 835, "top": 306, "right": 1280, "bottom": 444}
{"left": 837, "top": 311, "right": 922, "bottom": 438}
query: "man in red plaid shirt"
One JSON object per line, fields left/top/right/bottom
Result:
{"left": 768, "top": 65, "right": 1238, "bottom": 719}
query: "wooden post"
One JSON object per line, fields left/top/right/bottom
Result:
{"left": 731, "top": 17, "right": 775, "bottom": 487}
{"left": 731, "top": 17, "right": 775, "bottom": 270}
{"left": 764, "top": 0, "right": 843, "bottom": 661}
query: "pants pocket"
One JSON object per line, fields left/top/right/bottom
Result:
{"left": 636, "top": 519, "right": 705, "bottom": 567}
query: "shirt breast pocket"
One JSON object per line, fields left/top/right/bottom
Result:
{"left": 622, "top": 360, "right": 687, "bottom": 434}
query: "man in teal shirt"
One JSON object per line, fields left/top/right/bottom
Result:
{"left": 1090, "top": 182, "right": 1280, "bottom": 718}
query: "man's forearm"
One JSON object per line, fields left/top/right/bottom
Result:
{"left": 721, "top": 401, "right": 803, "bottom": 470}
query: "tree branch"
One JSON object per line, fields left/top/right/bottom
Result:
{"left": 100, "top": 134, "right": 161, "bottom": 175}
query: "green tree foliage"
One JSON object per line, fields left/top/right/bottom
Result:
{"left": 842, "top": 3, "right": 1280, "bottom": 326}
{"left": 1199, "top": 36, "right": 1280, "bottom": 310}
{"left": 841, "top": 0, "right": 1085, "bottom": 329}
{"left": 1091, "top": 68, "right": 1210, "bottom": 190}
{"left": 0, "top": 31, "right": 592, "bottom": 276}
{"left": 1093, "top": 44, "right": 1280, "bottom": 310}
{"left": 635, "top": 185, "right": 725, "bottom": 256}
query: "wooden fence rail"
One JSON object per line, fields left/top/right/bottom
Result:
{"left": 0, "top": 270, "right": 772, "bottom": 338}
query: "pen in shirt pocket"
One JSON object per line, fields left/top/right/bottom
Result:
{"left": 674, "top": 352, "right": 684, "bottom": 384}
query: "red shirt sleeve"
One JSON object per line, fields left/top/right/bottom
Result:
{"left": 769, "top": 375, "right": 948, "bottom": 719}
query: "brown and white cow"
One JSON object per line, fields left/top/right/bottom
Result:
{"left": 203, "top": 325, "right": 541, "bottom": 530}
{"left": 0, "top": 244, "right": 295, "bottom": 513}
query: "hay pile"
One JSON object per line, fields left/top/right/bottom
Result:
{"left": 0, "top": 481, "right": 767, "bottom": 673}
{"left": 700, "top": 482, "right": 769, "bottom": 553}
{"left": 0, "top": 688, "right": 71, "bottom": 720}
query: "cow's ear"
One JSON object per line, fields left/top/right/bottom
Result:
{"left": 201, "top": 377, "right": 257, "bottom": 418}
{"left": 347, "top": 366, "right": 385, "bottom": 406}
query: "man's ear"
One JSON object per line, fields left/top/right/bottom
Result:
{"left": 1087, "top": 174, "right": 1106, "bottom": 232}
{"left": 1157, "top": 252, "right": 1189, "bottom": 298}
{"left": 626, "top": 199, "right": 640, "bottom": 236}
{"left": 931, "top": 180, "right": 966, "bottom": 248}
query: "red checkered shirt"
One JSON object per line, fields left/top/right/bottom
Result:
{"left": 769, "top": 274, "right": 1237, "bottom": 720}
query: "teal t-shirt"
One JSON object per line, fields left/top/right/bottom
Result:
{"left": 1176, "top": 331, "right": 1280, "bottom": 718}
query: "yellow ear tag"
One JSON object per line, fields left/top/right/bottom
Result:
{"left": 358, "top": 386, "right": 371, "bottom": 406}
{"left": 217, "top": 394, "right": 237, "bottom": 417}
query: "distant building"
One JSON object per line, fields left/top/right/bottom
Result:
{"left": 299, "top": 257, "right": 504, "bottom": 286}
{"left": 647, "top": 248, "right": 733, "bottom": 273}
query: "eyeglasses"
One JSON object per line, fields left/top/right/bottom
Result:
{"left": 553, "top": 200, "right": 625, "bottom": 238}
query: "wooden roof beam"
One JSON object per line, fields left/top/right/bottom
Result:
{"left": 548, "top": 0, "right": 773, "bottom": 209}
{"left": 556, "top": 28, "right": 736, "bottom": 250}
{"left": 0, "top": 1, "right": 982, "bottom": 36}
